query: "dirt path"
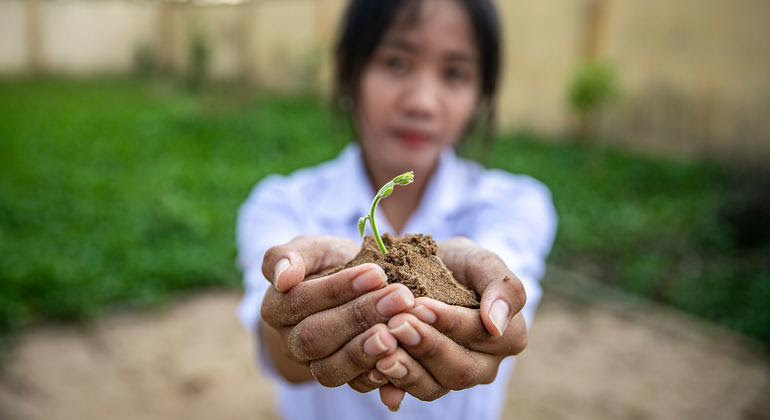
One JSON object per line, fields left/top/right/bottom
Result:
{"left": 1, "top": 277, "right": 768, "bottom": 420}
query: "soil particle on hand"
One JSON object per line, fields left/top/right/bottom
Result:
{"left": 339, "top": 234, "right": 479, "bottom": 308}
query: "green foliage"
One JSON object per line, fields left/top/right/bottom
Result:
{"left": 0, "top": 79, "right": 767, "bottom": 352}
{"left": 0, "top": 79, "right": 338, "bottom": 344}
{"left": 567, "top": 61, "right": 618, "bottom": 115}
{"left": 489, "top": 132, "right": 769, "bottom": 348}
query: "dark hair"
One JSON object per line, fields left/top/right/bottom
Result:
{"left": 333, "top": 0, "right": 501, "bottom": 156}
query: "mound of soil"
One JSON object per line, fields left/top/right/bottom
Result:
{"left": 339, "top": 234, "right": 479, "bottom": 308}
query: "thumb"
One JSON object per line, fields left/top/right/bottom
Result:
{"left": 268, "top": 251, "right": 307, "bottom": 293}
{"left": 262, "top": 236, "right": 359, "bottom": 293}
{"left": 479, "top": 274, "right": 526, "bottom": 337}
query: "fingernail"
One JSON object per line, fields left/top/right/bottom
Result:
{"left": 364, "top": 331, "right": 395, "bottom": 356}
{"left": 375, "top": 287, "right": 414, "bottom": 317}
{"left": 389, "top": 321, "right": 420, "bottom": 346}
{"left": 377, "top": 360, "right": 407, "bottom": 379}
{"left": 489, "top": 299, "right": 510, "bottom": 336}
{"left": 388, "top": 403, "right": 401, "bottom": 412}
{"left": 352, "top": 266, "right": 388, "bottom": 293}
{"left": 368, "top": 370, "right": 387, "bottom": 384}
{"left": 411, "top": 305, "right": 437, "bottom": 324}
{"left": 274, "top": 258, "right": 290, "bottom": 289}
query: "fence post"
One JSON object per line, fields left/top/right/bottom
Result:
{"left": 157, "top": 1, "right": 175, "bottom": 74}
{"left": 582, "top": 0, "right": 611, "bottom": 60}
{"left": 25, "top": 0, "right": 43, "bottom": 73}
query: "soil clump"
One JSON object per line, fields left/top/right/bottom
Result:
{"left": 339, "top": 234, "right": 479, "bottom": 308}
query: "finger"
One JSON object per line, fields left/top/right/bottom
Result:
{"left": 348, "top": 369, "right": 389, "bottom": 394}
{"left": 309, "top": 324, "right": 397, "bottom": 388}
{"left": 478, "top": 273, "right": 526, "bottom": 337}
{"left": 409, "top": 297, "right": 528, "bottom": 355}
{"left": 438, "top": 238, "right": 526, "bottom": 336}
{"left": 387, "top": 313, "right": 502, "bottom": 390}
{"left": 261, "top": 263, "right": 387, "bottom": 328}
{"left": 287, "top": 283, "right": 415, "bottom": 361}
{"left": 375, "top": 347, "right": 448, "bottom": 401}
{"left": 379, "top": 384, "right": 406, "bottom": 412}
{"left": 262, "top": 236, "right": 359, "bottom": 292}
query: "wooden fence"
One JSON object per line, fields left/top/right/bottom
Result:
{"left": 1, "top": 0, "right": 768, "bottom": 162}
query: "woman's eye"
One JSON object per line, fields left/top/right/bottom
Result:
{"left": 384, "top": 56, "right": 408, "bottom": 72}
{"left": 445, "top": 66, "right": 469, "bottom": 82}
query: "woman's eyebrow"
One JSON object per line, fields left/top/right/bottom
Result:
{"left": 381, "top": 37, "right": 477, "bottom": 63}
{"left": 381, "top": 37, "right": 417, "bottom": 53}
{"left": 443, "top": 51, "right": 476, "bottom": 63}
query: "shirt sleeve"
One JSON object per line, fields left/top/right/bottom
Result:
{"left": 468, "top": 171, "right": 558, "bottom": 329}
{"left": 236, "top": 174, "right": 304, "bottom": 380}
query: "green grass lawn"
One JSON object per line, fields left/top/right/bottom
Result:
{"left": 1, "top": 78, "right": 768, "bottom": 351}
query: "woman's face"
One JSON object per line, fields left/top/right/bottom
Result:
{"left": 355, "top": 0, "right": 481, "bottom": 176}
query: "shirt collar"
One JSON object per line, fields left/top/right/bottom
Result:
{"left": 405, "top": 146, "right": 466, "bottom": 233}
{"left": 316, "top": 143, "right": 467, "bottom": 229}
{"left": 316, "top": 143, "right": 374, "bottom": 223}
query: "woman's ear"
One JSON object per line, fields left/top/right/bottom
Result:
{"left": 337, "top": 94, "right": 354, "bottom": 113}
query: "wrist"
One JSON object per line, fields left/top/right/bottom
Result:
{"left": 259, "top": 320, "right": 313, "bottom": 384}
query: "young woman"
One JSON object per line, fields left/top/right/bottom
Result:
{"left": 237, "top": 0, "right": 557, "bottom": 418}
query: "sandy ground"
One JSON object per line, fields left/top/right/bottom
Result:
{"left": 1, "top": 275, "right": 768, "bottom": 420}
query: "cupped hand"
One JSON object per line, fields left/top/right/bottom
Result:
{"left": 259, "top": 235, "right": 416, "bottom": 387}
{"left": 348, "top": 237, "right": 529, "bottom": 410}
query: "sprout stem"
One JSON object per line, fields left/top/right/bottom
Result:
{"left": 368, "top": 195, "right": 387, "bottom": 254}
{"left": 358, "top": 171, "right": 414, "bottom": 255}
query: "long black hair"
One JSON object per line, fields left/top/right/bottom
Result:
{"left": 332, "top": 0, "right": 502, "bottom": 158}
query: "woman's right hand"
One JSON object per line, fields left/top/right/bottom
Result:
{"left": 259, "top": 235, "right": 416, "bottom": 388}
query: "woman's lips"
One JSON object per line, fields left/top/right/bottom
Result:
{"left": 393, "top": 129, "right": 432, "bottom": 148}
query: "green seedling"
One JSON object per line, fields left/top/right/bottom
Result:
{"left": 358, "top": 171, "right": 415, "bottom": 254}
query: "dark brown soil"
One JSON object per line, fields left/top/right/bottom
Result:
{"left": 338, "top": 234, "right": 479, "bottom": 308}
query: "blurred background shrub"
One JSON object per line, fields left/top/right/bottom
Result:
{"left": 567, "top": 61, "right": 618, "bottom": 142}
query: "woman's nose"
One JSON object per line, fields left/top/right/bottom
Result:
{"left": 401, "top": 72, "right": 440, "bottom": 120}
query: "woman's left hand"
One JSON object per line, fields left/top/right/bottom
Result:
{"left": 346, "top": 237, "right": 530, "bottom": 411}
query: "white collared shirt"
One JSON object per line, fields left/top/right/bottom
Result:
{"left": 237, "top": 144, "right": 557, "bottom": 420}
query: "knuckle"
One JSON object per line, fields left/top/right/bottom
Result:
{"left": 417, "top": 334, "right": 443, "bottom": 360}
{"left": 343, "top": 339, "right": 370, "bottom": 371}
{"left": 454, "top": 237, "right": 476, "bottom": 248}
{"left": 350, "top": 298, "right": 378, "bottom": 331}
{"left": 511, "top": 279, "right": 527, "bottom": 310}
{"left": 308, "top": 363, "right": 331, "bottom": 387}
{"left": 259, "top": 295, "right": 276, "bottom": 326}
{"left": 289, "top": 324, "right": 324, "bottom": 361}
{"left": 471, "top": 247, "right": 497, "bottom": 265}
{"left": 321, "top": 279, "right": 346, "bottom": 303}
{"left": 316, "top": 376, "right": 337, "bottom": 388}
{"left": 310, "top": 366, "right": 341, "bottom": 388}
{"left": 444, "top": 311, "right": 462, "bottom": 335}
{"left": 448, "top": 362, "right": 480, "bottom": 390}
{"left": 283, "top": 289, "right": 311, "bottom": 323}
{"left": 395, "top": 372, "right": 419, "bottom": 390}
{"left": 348, "top": 379, "right": 373, "bottom": 394}
{"left": 479, "top": 366, "right": 499, "bottom": 385}
{"left": 466, "top": 248, "right": 499, "bottom": 276}
{"left": 509, "top": 324, "right": 528, "bottom": 355}
{"left": 260, "top": 291, "right": 289, "bottom": 327}
{"left": 420, "top": 386, "right": 448, "bottom": 402}
{"left": 259, "top": 301, "right": 279, "bottom": 328}
{"left": 467, "top": 326, "right": 489, "bottom": 348}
